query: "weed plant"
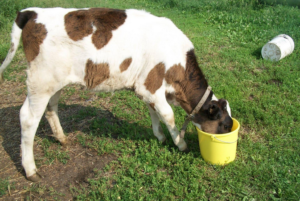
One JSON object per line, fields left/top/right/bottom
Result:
{"left": 0, "top": 179, "right": 9, "bottom": 196}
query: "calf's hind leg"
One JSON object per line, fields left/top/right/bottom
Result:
{"left": 20, "top": 94, "right": 51, "bottom": 181}
{"left": 147, "top": 104, "right": 166, "bottom": 143}
{"left": 45, "top": 90, "right": 67, "bottom": 146}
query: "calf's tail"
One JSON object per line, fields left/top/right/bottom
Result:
{"left": 0, "top": 21, "right": 23, "bottom": 83}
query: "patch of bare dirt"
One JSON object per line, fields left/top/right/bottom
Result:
{"left": 238, "top": 125, "right": 264, "bottom": 143}
{"left": 33, "top": 143, "right": 117, "bottom": 200}
{"left": 0, "top": 78, "right": 118, "bottom": 200}
{"left": 249, "top": 94, "right": 255, "bottom": 101}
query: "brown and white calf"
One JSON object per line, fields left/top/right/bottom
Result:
{"left": 0, "top": 7, "right": 233, "bottom": 181}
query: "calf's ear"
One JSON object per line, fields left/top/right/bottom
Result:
{"left": 206, "top": 102, "right": 221, "bottom": 120}
{"left": 218, "top": 99, "right": 227, "bottom": 110}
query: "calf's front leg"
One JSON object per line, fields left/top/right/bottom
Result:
{"left": 20, "top": 94, "right": 51, "bottom": 182}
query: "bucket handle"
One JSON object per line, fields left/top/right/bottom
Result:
{"left": 212, "top": 135, "right": 238, "bottom": 144}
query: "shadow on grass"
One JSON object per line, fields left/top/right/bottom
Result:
{"left": 252, "top": 47, "right": 263, "bottom": 60}
{"left": 0, "top": 105, "right": 26, "bottom": 177}
{"left": 0, "top": 103, "right": 201, "bottom": 180}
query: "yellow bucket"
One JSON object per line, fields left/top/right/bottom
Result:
{"left": 196, "top": 118, "right": 240, "bottom": 165}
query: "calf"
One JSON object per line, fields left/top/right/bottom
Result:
{"left": 0, "top": 7, "right": 233, "bottom": 181}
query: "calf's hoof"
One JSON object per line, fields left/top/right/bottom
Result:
{"left": 160, "top": 136, "right": 167, "bottom": 145}
{"left": 182, "top": 147, "right": 190, "bottom": 153}
{"left": 60, "top": 140, "right": 69, "bottom": 147}
{"left": 27, "top": 172, "right": 42, "bottom": 182}
{"left": 178, "top": 141, "right": 188, "bottom": 152}
{"left": 56, "top": 136, "right": 68, "bottom": 147}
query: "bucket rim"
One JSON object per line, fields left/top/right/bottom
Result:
{"left": 196, "top": 118, "right": 240, "bottom": 137}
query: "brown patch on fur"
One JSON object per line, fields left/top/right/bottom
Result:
{"left": 149, "top": 103, "right": 156, "bottom": 111}
{"left": 165, "top": 64, "right": 185, "bottom": 84}
{"left": 165, "top": 64, "right": 192, "bottom": 112}
{"left": 90, "top": 8, "right": 127, "bottom": 49}
{"left": 165, "top": 92, "right": 174, "bottom": 101}
{"left": 119, "top": 58, "right": 132, "bottom": 72}
{"left": 84, "top": 59, "right": 110, "bottom": 89}
{"left": 15, "top": 11, "right": 37, "bottom": 29}
{"left": 65, "top": 8, "right": 126, "bottom": 49}
{"left": 64, "top": 10, "right": 93, "bottom": 41}
{"left": 165, "top": 50, "right": 210, "bottom": 113}
{"left": 144, "top": 63, "right": 165, "bottom": 94}
{"left": 21, "top": 12, "right": 47, "bottom": 62}
{"left": 200, "top": 120, "right": 219, "bottom": 134}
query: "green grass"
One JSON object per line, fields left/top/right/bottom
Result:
{"left": 0, "top": 178, "right": 14, "bottom": 197}
{"left": 1, "top": 0, "right": 300, "bottom": 200}
{"left": 0, "top": 179, "right": 9, "bottom": 196}
{"left": 23, "top": 183, "right": 65, "bottom": 200}
{"left": 40, "top": 138, "right": 70, "bottom": 165}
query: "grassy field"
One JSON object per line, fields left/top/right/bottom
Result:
{"left": 0, "top": 0, "right": 299, "bottom": 200}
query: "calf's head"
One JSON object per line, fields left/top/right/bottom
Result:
{"left": 193, "top": 99, "right": 233, "bottom": 134}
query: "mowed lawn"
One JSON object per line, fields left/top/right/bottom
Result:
{"left": 0, "top": 0, "right": 299, "bottom": 200}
